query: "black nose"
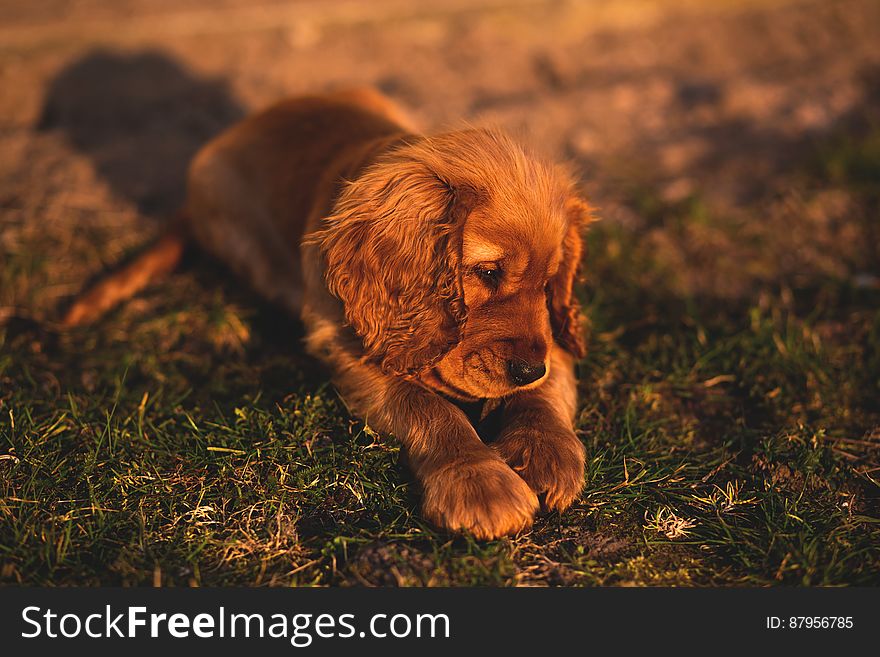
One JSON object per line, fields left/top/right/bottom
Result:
{"left": 507, "top": 359, "right": 546, "bottom": 386}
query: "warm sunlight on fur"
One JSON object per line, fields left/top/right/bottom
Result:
{"left": 62, "top": 89, "right": 593, "bottom": 539}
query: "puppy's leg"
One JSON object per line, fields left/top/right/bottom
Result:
{"left": 328, "top": 350, "right": 539, "bottom": 539}
{"left": 62, "top": 221, "right": 187, "bottom": 327}
{"left": 492, "top": 345, "right": 586, "bottom": 512}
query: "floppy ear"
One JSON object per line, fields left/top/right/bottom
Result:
{"left": 314, "top": 157, "right": 473, "bottom": 375}
{"left": 547, "top": 196, "right": 592, "bottom": 358}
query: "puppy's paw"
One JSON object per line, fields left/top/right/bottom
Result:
{"left": 492, "top": 427, "right": 585, "bottom": 512}
{"left": 421, "top": 456, "right": 539, "bottom": 539}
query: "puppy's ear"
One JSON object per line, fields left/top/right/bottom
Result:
{"left": 314, "top": 157, "right": 473, "bottom": 375}
{"left": 547, "top": 196, "right": 593, "bottom": 358}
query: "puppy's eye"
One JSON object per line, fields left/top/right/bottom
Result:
{"left": 475, "top": 265, "right": 502, "bottom": 289}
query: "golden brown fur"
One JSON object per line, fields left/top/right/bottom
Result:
{"left": 63, "top": 88, "right": 593, "bottom": 539}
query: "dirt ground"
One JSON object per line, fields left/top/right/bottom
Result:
{"left": 2, "top": 0, "right": 880, "bottom": 316}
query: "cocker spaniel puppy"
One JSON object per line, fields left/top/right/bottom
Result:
{"left": 63, "top": 88, "right": 592, "bottom": 539}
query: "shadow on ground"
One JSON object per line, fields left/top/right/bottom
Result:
{"left": 37, "top": 50, "right": 245, "bottom": 218}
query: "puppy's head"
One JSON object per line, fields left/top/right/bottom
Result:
{"left": 317, "top": 129, "right": 591, "bottom": 399}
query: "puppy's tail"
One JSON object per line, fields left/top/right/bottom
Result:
{"left": 61, "top": 216, "right": 189, "bottom": 327}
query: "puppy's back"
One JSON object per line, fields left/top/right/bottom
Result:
{"left": 62, "top": 89, "right": 415, "bottom": 326}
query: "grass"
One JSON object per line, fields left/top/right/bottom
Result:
{"left": 1, "top": 130, "right": 879, "bottom": 587}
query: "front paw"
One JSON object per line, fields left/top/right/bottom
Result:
{"left": 492, "top": 427, "right": 586, "bottom": 512}
{"left": 420, "top": 456, "right": 539, "bottom": 540}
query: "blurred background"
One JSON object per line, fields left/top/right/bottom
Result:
{"left": 2, "top": 0, "right": 879, "bottom": 316}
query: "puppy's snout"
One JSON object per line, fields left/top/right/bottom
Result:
{"left": 507, "top": 359, "right": 546, "bottom": 386}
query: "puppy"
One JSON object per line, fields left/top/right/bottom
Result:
{"left": 63, "top": 88, "right": 592, "bottom": 539}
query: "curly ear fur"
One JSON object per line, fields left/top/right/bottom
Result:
{"left": 315, "top": 147, "right": 476, "bottom": 375}
{"left": 548, "top": 196, "right": 592, "bottom": 358}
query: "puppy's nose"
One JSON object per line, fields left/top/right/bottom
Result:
{"left": 507, "top": 359, "right": 546, "bottom": 386}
